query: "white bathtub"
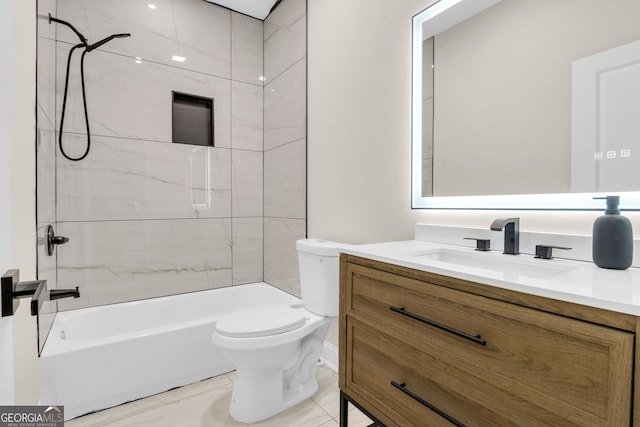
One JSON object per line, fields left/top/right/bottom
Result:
{"left": 38, "top": 283, "right": 301, "bottom": 420}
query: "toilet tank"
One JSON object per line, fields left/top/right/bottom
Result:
{"left": 296, "top": 239, "right": 342, "bottom": 317}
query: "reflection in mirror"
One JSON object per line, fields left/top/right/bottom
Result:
{"left": 412, "top": 0, "right": 640, "bottom": 209}
{"left": 422, "top": 36, "right": 434, "bottom": 197}
{"left": 572, "top": 40, "right": 640, "bottom": 193}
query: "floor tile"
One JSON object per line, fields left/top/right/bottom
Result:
{"left": 312, "top": 366, "right": 340, "bottom": 419}
{"left": 66, "top": 366, "right": 339, "bottom": 427}
{"left": 345, "top": 404, "right": 376, "bottom": 427}
{"left": 66, "top": 374, "right": 232, "bottom": 427}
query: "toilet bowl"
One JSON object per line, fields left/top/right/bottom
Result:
{"left": 212, "top": 239, "right": 342, "bottom": 423}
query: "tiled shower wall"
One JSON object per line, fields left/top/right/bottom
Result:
{"left": 36, "top": 0, "right": 306, "bottom": 310}
{"left": 263, "top": 0, "right": 307, "bottom": 297}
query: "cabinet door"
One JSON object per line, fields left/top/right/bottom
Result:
{"left": 342, "top": 262, "right": 634, "bottom": 426}
{"left": 345, "top": 317, "right": 611, "bottom": 427}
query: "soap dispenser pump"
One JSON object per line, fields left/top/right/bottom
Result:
{"left": 592, "top": 196, "right": 633, "bottom": 270}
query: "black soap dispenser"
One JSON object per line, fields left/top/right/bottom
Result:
{"left": 592, "top": 196, "right": 633, "bottom": 270}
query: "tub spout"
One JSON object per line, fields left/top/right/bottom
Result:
{"left": 50, "top": 287, "right": 80, "bottom": 301}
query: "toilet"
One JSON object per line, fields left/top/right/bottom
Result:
{"left": 212, "top": 238, "right": 342, "bottom": 423}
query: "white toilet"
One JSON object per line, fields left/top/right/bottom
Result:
{"left": 212, "top": 238, "right": 342, "bottom": 423}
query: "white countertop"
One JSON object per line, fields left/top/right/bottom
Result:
{"left": 341, "top": 240, "right": 640, "bottom": 316}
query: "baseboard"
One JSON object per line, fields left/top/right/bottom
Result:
{"left": 320, "top": 341, "right": 338, "bottom": 373}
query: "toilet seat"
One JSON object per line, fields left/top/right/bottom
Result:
{"left": 216, "top": 304, "right": 307, "bottom": 338}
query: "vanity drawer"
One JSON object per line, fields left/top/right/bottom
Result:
{"left": 343, "top": 262, "right": 634, "bottom": 425}
{"left": 345, "top": 317, "right": 607, "bottom": 427}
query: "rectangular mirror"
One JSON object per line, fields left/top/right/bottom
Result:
{"left": 412, "top": 0, "right": 640, "bottom": 209}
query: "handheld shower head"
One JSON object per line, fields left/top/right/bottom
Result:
{"left": 48, "top": 14, "right": 132, "bottom": 162}
{"left": 87, "top": 33, "right": 132, "bottom": 52}
{"left": 48, "top": 13, "right": 131, "bottom": 53}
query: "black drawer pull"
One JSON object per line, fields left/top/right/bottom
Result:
{"left": 391, "top": 381, "right": 466, "bottom": 427}
{"left": 389, "top": 306, "right": 486, "bottom": 346}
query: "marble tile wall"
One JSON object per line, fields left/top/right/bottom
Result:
{"left": 36, "top": 0, "right": 308, "bottom": 311}
{"left": 56, "top": 135, "right": 232, "bottom": 221}
{"left": 264, "top": 217, "right": 306, "bottom": 296}
{"left": 53, "top": 43, "right": 233, "bottom": 148}
{"left": 264, "top": 59, "right": 307, "bottom": 151}
{"left": 263, "top": 0, "right": 307, "bottom": 297}
{"left": 55, "top": 218, "right": 233, "bottom": 310}
{"left": 232, "top": 13, "right": 265, "bottom": 86}
{"left": 36, "top": 0, "right": 268, "bottom": 310}
{"left": 55, "top": 0, "right": 232, "bottom": 79}
{"left": 264, "top": 0, "right": 306, "bottom": 82}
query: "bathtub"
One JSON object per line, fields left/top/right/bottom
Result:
{"left": 38, "top": 283, "right": 301, "bottom": 421}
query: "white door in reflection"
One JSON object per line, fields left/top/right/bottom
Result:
{"left": 572, "top": 39, "right": 640, "bottom": 192}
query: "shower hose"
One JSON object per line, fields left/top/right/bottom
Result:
{"left": 50, "top": 13, "right": 130, "bottom": 162}
{"left": 59, "top": 43, "right": 92, "bottom": 161}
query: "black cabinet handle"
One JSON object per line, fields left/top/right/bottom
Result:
{"left": 389, "top": 306, "right": 486, "bottom": 346}
{"left": 391, "top": 381, "right": 466, "bottom": 427}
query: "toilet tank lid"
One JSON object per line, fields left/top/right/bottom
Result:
{"left": 296, "top": 239, "right": 342, "bottom": 257}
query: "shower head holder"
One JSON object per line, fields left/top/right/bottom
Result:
{"left": 48, "top": 13, "right": 131, "bottom": 51}
{"left": 49, "top": 13, "right": 87, "bottom": 45}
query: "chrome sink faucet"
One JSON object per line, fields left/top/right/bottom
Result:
{"left": 490, "top": 218, "right": 520, "bottom": 255}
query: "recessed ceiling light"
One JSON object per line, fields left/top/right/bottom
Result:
{"left": 258, "top": 75, "right": 267, "bottom": 82}
{"left": 171, "top": 55, "right": 186, "bottom": 62}
{"left": 135, "top": 56, "right": 142, "bottom": 64}
{"left": 148, "top": 4, "right": 157, "bottom": 9}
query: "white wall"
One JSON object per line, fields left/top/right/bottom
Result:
{"left": 307, "top": 0, "right": 433, "bottom": 245}
{"left": 13, "top": 0, "right": 38, "bottom": 404}
{"left": 0, "top": 0, "right": 14, "bottom": 406}
{"left": 307, "top": 0, "right": 640, "bottom": 346}
{"left": 10, "top": 0, "right": 37, "bottom": 280}
{"left": 1, "top": 0, "right": 38, "bottom": 405}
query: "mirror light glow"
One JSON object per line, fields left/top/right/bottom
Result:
{"left": 411, "top": 0, "right": 640, "bottom": 210}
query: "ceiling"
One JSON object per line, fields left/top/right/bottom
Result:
{"left": 206, "top": 0, "right": 280, "bottom": 20}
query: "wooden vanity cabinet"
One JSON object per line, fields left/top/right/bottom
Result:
{"left": 339, "top": 254, "right": 639, "bottom": 427}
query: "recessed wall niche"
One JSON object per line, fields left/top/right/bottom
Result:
{"left": 172, "top": 91, "right": 214, "bottom": 146}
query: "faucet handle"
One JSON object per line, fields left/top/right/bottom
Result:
{"left": 535, "top": 245, "right": 572, "bottom": 260}
{"left": 463, "top": 237, "right": 491, "bottom": 251}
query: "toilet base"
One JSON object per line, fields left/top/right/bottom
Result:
{"left": 229, "top": 367, "right": 319, "bottom": 423}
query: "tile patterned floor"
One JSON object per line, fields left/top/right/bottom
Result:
{"left": 65, "top": 366, "right": 373, "bottom": 426}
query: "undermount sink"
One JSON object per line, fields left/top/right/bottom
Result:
{"left": 416, "top": 249, "right": 578, "bottom": 279}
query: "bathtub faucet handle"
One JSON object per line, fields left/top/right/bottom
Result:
{"left": 46, "top": 224, "right": 70, "bottom": 256}
{"left": 50, "top": 286, "right": 80, "bottom": 301}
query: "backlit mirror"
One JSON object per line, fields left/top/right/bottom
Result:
{"left": 412, "top": 0, "right": 640, "bottom": 209}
